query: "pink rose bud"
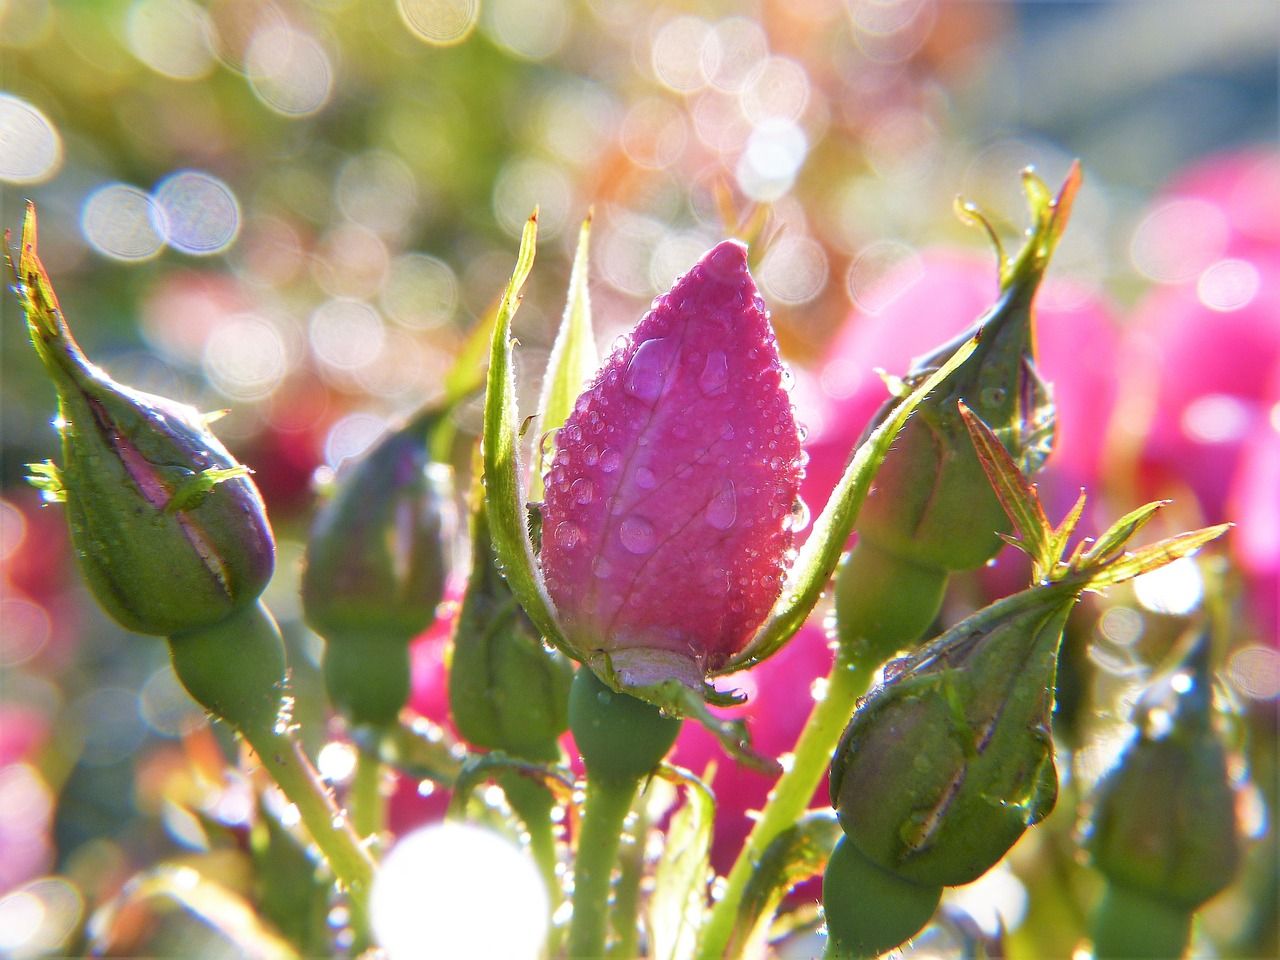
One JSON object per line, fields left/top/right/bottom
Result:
{"left": 539, "top": 240, "right": 804, "bottom": 690}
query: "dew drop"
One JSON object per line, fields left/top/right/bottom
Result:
{"left": 783, "top": 497, "right": 811, "bottom": 533}
{"left": 554, "top": 521, "right": 582, "bottom": 549}
{"left": 619, "top": 515, "right": 656, "bottom": 554}
{"left": 705, "top": 479, "right": 738, "bottom": 530}
{"left": 720, "top": 422, "right": 736, "bottom": 440}
{"left": 564, "top": 423, "right": 583, "bottom": 443}
{"left": 600, "top": 448, "right": 621, "bottom": 473}
{"left": 571, "top": 478, "right": 595, "bottom": 505}
{"left": 583, "top": 443, "right": 601, "bottom": 466}
{"left": 593, "top": 555, "right": 613, "bottom": 578}
{"left": 699, "top": 350, "right": 729, "bottom": 396}
{"left": 635, "top": 466, "right": 657, "bottom": 489}
{"left": 624, "top": 337, "right": 676, "bottom": 404}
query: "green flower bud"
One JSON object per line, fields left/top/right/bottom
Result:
{"left": 16, "top": 206, "right": 274, "bottom": 636}
{"left": 449, "top": 496, "right": 573, "bottom": 762}
{"left": 1087, "top": 633, "right": 1240, "bottom": 911}
{"left": 822, "top": 835, "right": 941, "bottom": 960}
{"left": 568, "top": 666, "right": 681, "bottom": 785}
{"left": 830, "top": 587, "right": 1072, "bottom": 888}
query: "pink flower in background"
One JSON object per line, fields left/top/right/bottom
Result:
{"left": 540, "top": 240, "right": 804, "bottom": 689}
{"left": 803, "top": 249, "right": 1120, "bottom": 523}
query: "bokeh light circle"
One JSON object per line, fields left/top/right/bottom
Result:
{"left": 245, "top": 24, "right": 334, "bottom": 117}
{"left": 153, "top": 170, "right": 241, "bottom": 255}
{"left": 0, "top": 94, "right": 62, "bottom": 184}
{"left": 125, "top": 0, "right": 217, "bottom": 80}
{"left": 81, "top": 184, "right": 167, "bottom": 261}
{"left": 760, "top": 235, "right": 829, "bottom": 305}
{"left": 203, "top": 314, "right": 288, "bottom": 400}
{"left": 371, "top": 823, "right": 549, "bottom": 960}
{"left": 397, "top": 0, "right": 479, "bottom": 46}
{"left": 381, "top": 253, "right": 458, "bottom": 330}
{"left": 309, "top": 298, "right": 386, "bottom": 372}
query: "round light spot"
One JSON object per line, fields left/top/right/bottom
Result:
{"left": 1130, "top": 198, "right": 1229, "bottom": 284}
{"left": 126, "top": 0, "right": 217, "bottom": 80}
{"left": 397, "top": 0, "right": 479, "bottom": 46}
{"left": 706, "top": 17, "right": 767, "bottom": 94}
{"left": 846, "top": 239, "right": 923, "bottom": 314}
{"left": 81, "top": 184, "right": 166, "bottom": 261}
{"left": 380, "top": 253, "right": 457, "bottom": 330}
{"left": 1181, "top": 393, "right": 1252, "bottom": 445}
{"left": 760, "top": 234, "right": 828, "bottom": 305}
{"left": 335, "top": 151, "right": 419, "bottom": 238}
{"left": 245, "top": 24, "right": 333, "bottom": 117}
{"left": 325, "top": 412, "right": 388, "bottom": 470}
{"left": 1197, "top": 258, "right": 1260, "bottom": 312}
{"left": 741, "top": 56, "right": 810, "bottom": 124}
{"left": 372, "top": 823, "right": 548, "bottom": 960}
{"left": 736, "top": 118, "right": 808, "bottom": 201}
{"left": 0, "top": 94, "right": 62, "bottom": 184}
{"left": 492, "top": 156, "right": 571, "bottom": 240}
{"left": 1097, "top": 605, "right": 1144, "bottom": 647}
{"left": 317, "top": 741, "right": 359, "bottom": 784}
{"left": 1132, "top": 556, "right": 1204, "bottom": 616}
{"left": 482, "top": 0, "right": 567, "bottom": 61}
{"left": 1227, "top": 645, "right": 1280, "bottom": 701}
{"left": 0, "top": 878, "right": 82, "bottom": 957}
{"left": 0, "top": 598, "right": 49, "bottom": 667}
{"left": 0, "top": 0, "right": 54, "bottom": 48}
{"left": 620, "top": 98, "right": 687, "bottom": 170}
{"left": 139, "top": 665, "right": 205, "bottom": 737}
{"left": 309, "top": 298, "right": 386, "bottom": 372}
{"left": 203, "top": 314, "right": 287, "bottom": 400}
{"left": 153, "top": 170, "right": 240, "bottom": 255}
{"left": 650, "top": 16, "right": 715, "bottom": 93}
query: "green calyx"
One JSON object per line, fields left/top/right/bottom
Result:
{"left": 15, "top": 206, "right": 274, "bottom": 637}
{"left": 834, "top": 538, "right": 948, "bottom": 664}
{"left": 1086, "top": 633, "right": 1241, "bottom": 911}
{"left": 1090, "top": 883, "right": 1194, "bottom": 960}
{"left": 449, "top": 495, "right": 573, "bottom": 761}
{"left": 568, "top": 666, "right": 681, "bottom": 785}
{"left": 822, "top": 835, "right": 942, "bottom": 960}
{"left": 830, "top": 588, "right": 1071, "bottom": 887}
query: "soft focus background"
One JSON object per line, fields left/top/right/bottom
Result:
{"left": 1, "top": 1, "right": 1277, "bottom": 957}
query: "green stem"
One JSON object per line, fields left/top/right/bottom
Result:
{"left": 242, "top": 726, "right": 377, "bottom": 931}
{"left": 567, "top": 777, "right": 638, "bottom": 959}
{"left": 1091, "top": 883, "right": 1192, "bottom": 960}
{"left": 699, "top": 644, "right": 873, "bottom": 960}
{"left": 608, "top": 795, "right": 648, "bottom": 960}
{"left": 501, "top": 771, "right": 562, "bottom": 908}
{"left": 350, "top": 744, "right": 386, "bottom": 841}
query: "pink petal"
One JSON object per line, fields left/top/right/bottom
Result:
{"left": 540, "top": 240, "right": 803, "bottom": 680}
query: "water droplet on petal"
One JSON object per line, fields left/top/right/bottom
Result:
{"left": 600, "top": 448, "right": 621, "bottom": 473}
{"left": 635, "top": 466, "right": 657, "bottom": 489}
{"left": 554, "top": 521, "right": 582, "bottom": 549}
{"left": 571, "top": 477, "right": 595, "bottom": 504}
{"left": 705, "top": 479, "right": 737, "bottom": 530}
{"left": 699, "top": 350, "right": 729, "bottom": 396}
{"left": 619, "top": 515, "right": 656, "bottom": 554}
{"left": 593, "top": 555, "right": 613, "bottom": 578}
{"left": 624, "top": 337, "right": 676, "bottom": 404}
{"left": 583, "top": 443, "right": 601, "bottom": 466}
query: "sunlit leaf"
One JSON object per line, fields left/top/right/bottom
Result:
{"left": 651, "top": 765, "right": 716, "bottom": 960}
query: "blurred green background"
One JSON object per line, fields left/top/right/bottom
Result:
{"left": 1, "top": 1, "right": 1276, "bottom": 957}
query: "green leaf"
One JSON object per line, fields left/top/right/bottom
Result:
{"left": 1080, "top": 500, "right": 1170, "bottom": 567}
{"left": 480, "top": 211, "right": 581, "bottom": 662}
{"left": 1071, "top": 524, "right": 1231, "bottom": 591}
{"left": 651, "top": 765, "right": 716, "bottom": 960}
{"left": 724, "top": 810, "right": 842, "bottom": 960}
{"left": 531, "top": 212, "right": 598, "bottom": 501}
{"left": 166, "top": 465, "right": 252, "bottom": 513}
{"left": 445, "top": 751, "right": 574, "bottom": 820}
{"left": 25, "top": 458, "right": 65, "bottom": 502}
{"left": 959, "top": 400, "right": 1054, "bottom": 575}
{"left": 721, "top": 332, "right": 980, "bottom": 674}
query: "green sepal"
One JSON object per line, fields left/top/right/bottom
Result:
{"left": 480, "top": 210, "right": 581, "bottom": 662}
{"left": 165, "top": 465, "right": 252, "bottom": 514}
{"left": 650, "top": 765, "right": 716, "bottom": 960}
{"left": 531, "top": 211, "right": 597, "bottom": 501}
{"left": 25, "top": 459, "right": 66, "bottom": 502}
{"left": 445, "top": 750, "right": 574, "bottom": 821}
{"left": 568, "top": 666, "right": 682, "bottom": 785}
{"left": 721, "top": 332, "right": 979, "bottom": 674}
{"left": 727, "top": 810, "right": 843, "bottom": 960}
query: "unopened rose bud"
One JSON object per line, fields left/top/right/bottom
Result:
{"left": 16, "top": 206, "right": 274, "bottom": 637}
{"left": 302, "top": 407, "right": 455, "bottom": 726}
{"left": 539, "top": 240, "right": 804, "bottom": 691}
{"left": 1087, "top": 633, "right": 1240, "bottom": 959}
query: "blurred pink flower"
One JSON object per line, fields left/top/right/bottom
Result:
{"left": 803, "top": 249, "right": 1120, "bottom": 523}
{"left": 1154, "top": 147, "right": 1280, "bottom": 260}
{"left": 541, "top": 240, "right": 804, "bottom": 689}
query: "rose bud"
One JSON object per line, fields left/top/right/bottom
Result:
{"left": 1086, "top": 633, "right": 1241, "bottom": 960}
{"left": 302, "top": 406, "right": 455, "bottom": 726}
{"left": 833, "top": 167, "right": 1079, "bottom": 660}
{"left": 449, "top": 492, "right": 573, "bottom": 763}
{"left": 15, "top": 205, "right": 274, "bottom": 637}
{"left": 539, "top": 239, "right": 804, "bottom": 692}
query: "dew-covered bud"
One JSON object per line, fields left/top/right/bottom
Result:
{"left": 539, "top": 240, "right": 804, "bottom": 691}
{"left": 1087, "top": 633, "right": 1240, "bottom": 943}
{"left": 302, "top": 407, "right": 455, "bottom": 725}
{"left": 449, "top": 497, "right": 573, "bottom": 762}
{"left": 830, "top": 587, "right": 1072, "bottom": 889}
{"left": 16, "top": 206, "right": 274, "bottom": 637}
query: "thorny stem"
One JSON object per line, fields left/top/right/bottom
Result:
{"left": 567, "top": 776, "right": 638, "bottom": 959}
{"left": 698, "top": 644, "right": 874, "bottom": 960}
